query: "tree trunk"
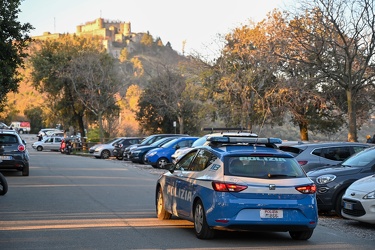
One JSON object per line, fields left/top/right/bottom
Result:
{"left": 299, "top": 122, "right": 309, "bottom": 141}
{"left": 98, "top": 111, "right": 104, "bottom": 143}
{"left": 178, "top": 116, "right": 184, "bottom": 134}
{"left": 346, "top": 89, "right": 357, "bottom": 142}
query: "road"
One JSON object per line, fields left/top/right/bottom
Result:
{"left": 0, "top": 138, "right": 374, "bottom": 249}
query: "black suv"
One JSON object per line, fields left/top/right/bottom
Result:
{"left": 123, "top": 134, "right": 187, "bottom": 160}
{"left": 307, "top": 146, "right": 375, "bottom": 216}
{"left": 0, "top": 129, "right": 30, "bottom": 176}
{"left": 112, "top": 137, "right": 144, "bottom": 160}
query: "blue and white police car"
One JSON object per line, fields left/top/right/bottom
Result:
{"left": 155, "top": 135, "right": 318, "bottom": 240}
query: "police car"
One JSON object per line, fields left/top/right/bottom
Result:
{"left": 155, "top": 135, "right": 318, "bottom": 240}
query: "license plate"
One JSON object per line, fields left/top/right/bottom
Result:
{"left": 260, "top": 209, "right": 283, "bottom": 218}
{"left": 343, "top": 201, "right": 353, "bottom": 210}
{"left": 0, "top": 155, "right": 12, "bottom": 160}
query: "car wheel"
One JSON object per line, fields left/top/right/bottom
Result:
{"left": 334, "top": 190, "right": 346, "bottom": 217}
{"left": 36, "top": 146, "right": 43, "bottom": 151}
{"left": 22, "top": 165, "right": 30, "bottom": 176}
{"left": 101, "top": 150, "right": 110, "bottom": 159}
{"left": 116, "top": 156, "right": 123, "bottom": 160}
{"left": 156, "top": 157, "right": 169, "bottom": 168}
{"left": 289, "top": 229, "right": 314, "bottom": 240}
{"left": 156, "top": 187, "right": 171, "bottom": 220}
{"left": 0, "top": 173, "right": 8, "bottom": 195}
{"left": 140, "top": 154, "right": 147, "bottom": 164}
{"left": 194, "top": 200, "right": 215, "bottom": 239}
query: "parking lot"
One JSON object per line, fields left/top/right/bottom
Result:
{"left": 21, "top": 133, "right": 375, "bottom": 242}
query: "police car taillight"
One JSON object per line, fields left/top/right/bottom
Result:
{"left": 18, "top": 145, "right": 26, "bottom": 152}
{"left": 295, "top": 184, "right": 317, "bottom": 194}
{"left": 212, "top": 181, "right": 248, "bottom": 192}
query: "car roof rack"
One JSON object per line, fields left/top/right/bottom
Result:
{"left": 206, "top": 136, "right": 282, "bottom": 148}
{"left": 202, "top": 127, "right": 257, "bottom": 137}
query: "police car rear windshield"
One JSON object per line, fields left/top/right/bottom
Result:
{"left": 225, "top": 156, "right": 306, "bottom": 179}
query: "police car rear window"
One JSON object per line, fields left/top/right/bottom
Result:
{"left": 226, "top": 156, "right": 305, "bottom": 179}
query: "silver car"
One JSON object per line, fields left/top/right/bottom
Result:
{"left": 279, "top": 142, "right": 370, "bottom": 172}
{"left": 32, "top": 136, "right": 64, "bottom": 151}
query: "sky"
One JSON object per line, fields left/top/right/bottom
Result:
{"left": 18, "top": 0, "right": 290, "bottom": 59}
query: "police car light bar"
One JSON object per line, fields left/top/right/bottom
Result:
{"left": 207, "top": 136, "right": 282, "bottom": 144}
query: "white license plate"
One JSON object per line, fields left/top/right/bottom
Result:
{"left": 343, "top": 201, "right": 353, "bottom": 210}
{"left": 0, "top": 155, "right": 12, "bottom": 160}
{"left": 260, "top": 209, "right": 283, "bottom": 218}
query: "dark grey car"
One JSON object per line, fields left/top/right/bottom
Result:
{"left": 0, "top": 129, "right": 30, "bottom": 176}
{"left": 307, "top": 146, "right": 375, "bottom": 216}
{"left": 279, "top": 142, "right": 370, "bottom": 173}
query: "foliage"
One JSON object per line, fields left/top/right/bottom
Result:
{"left": 24, "top": 106, "right": 43, "bottom": 133}
{"left": 0, "top": 0, "right": 32, "bottom": 110}
{"left": 29, "top": 35, "right": 107, "bottom": 137}
{"left": 277, "top": 0, "right": 375, "bottom": 141}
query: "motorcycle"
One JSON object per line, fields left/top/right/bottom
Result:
{"left": 0, "top": 172, "right": 8, "bottom": 195}
{"left": 65, "top": 141, "right": 72, "bottom": 155}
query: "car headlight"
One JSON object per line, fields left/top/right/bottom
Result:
{"left": 148, "top": 151, "right": 157, "bottom": 157}
{"left": 316, "top": 174, "right": 336, "bottom": 184}
{"left": 364, "top": 191, "right": 375, "bottom": 199}
{"left": 133, "top": 150, "right": 141, "bottom": 154}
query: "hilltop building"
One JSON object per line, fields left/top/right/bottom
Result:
{"left": 33, "top": 17, "right": 139, "bottom": 58}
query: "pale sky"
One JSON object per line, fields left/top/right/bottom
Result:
{"left": 18, "top": 0, "right": 290, "bottom": 59}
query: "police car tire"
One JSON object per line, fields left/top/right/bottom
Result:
{"left": 289, "top": 229, "right": 314, "bottom": 240}
{"left": 156, "top": 188, "right": 172, "bottom": 220}
{"left": 194, "top": 200, "right": 215, "bottom": 239}
{"left": 0, "top": 173, "right": 8, "bottom": 195}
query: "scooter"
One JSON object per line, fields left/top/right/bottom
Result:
{"left": 0, "top": 172, "right": 8, "bottom": 195}
{"left": 65, "top": 141, "right": 72, "bottom": 155}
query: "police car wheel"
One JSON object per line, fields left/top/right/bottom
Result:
{"left": 36, "top": 146, "right": 43, "bottom": 151}
{"left": 156, "top": 188, "right": 171, "bottom": 220}
{"left": 194, "top": 200, "right": 215, "bottom": 239}
{"left": 289, "top": 229, "right": 314, "bottom": 240}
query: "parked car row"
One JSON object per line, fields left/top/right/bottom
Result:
{"left": 29, "top": 130, "right": 375, "bottom": 226}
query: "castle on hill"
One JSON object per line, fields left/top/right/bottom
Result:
{"left": 33, "top": 18, "right": 143, "bottom": 58}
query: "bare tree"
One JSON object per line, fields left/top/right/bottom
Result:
{"left": 282, "top": 0, "right": 375, "bottom": 141}
{"left": 66, "top": 51, "right": 124, "bottom": 142}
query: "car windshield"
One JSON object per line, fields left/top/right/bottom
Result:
{"left": 105, "top": 138, "right": 120, "bottom": 144}
{"left": 226, "top": 156, "right": 306, "bottom": 179}
{"left": 149, "top": 137, "right": 174, "bottom": 147}
{"left": 161, "top": 138, "right": 179, "bottom": 148}
{"left": 342, "top": 148, "right": 375, "bottom": 167}
{"left": 0, "top": 134, "right": 18, "bottom": 144}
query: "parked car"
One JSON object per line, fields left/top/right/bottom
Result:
{"left": 32, "top": 136, "right": 64, "bottom": 151}
{"left": 307, "top": 146, "right": 375, "bottom": 216}
{"left": 155, "top": 135, "right": 318, "bottom": 240}
{"left": 123, "top": 134, "right": 187, "bottom": 160}
{"left": 144, "top": 136, "right": 199, "bottom": 168}
{"left": 112, "top": 137, "right": 144, "bottom": 160}
{"left": 89, "top": 137, "right": 125, "bottom": 159}
{"left": 0, "top": 128, "right": 29, "bottom": 176}
{"left": 279, "top": 142, "right": 370, "bottom": 173}
{"left": 342, "top": 174, "right": 375, "bottom": 224}
{"left": 129, "top": 137, "right": 178, "bottom": 164}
